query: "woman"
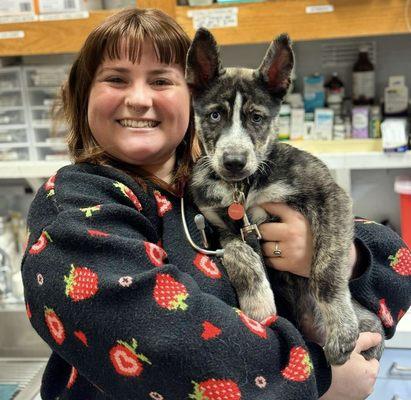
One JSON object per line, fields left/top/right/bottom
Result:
{"left": 22, "top": 8, "right": 410, "bottom": 400}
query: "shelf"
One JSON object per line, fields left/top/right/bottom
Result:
{"left": 0, "top": 0, "right": 410, "bottom": 56}
{"left": 176, "top": 0, "right": 411, "bottom": 45}
{"left": 0, "top": 141, "right": 410, "bottom": 180}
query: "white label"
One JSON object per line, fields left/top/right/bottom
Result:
{"left": 353, "top": 71, "right": 375, "bottom": 100}
{"left": 187, "top": 7, "right": 238, "bottom": 30}
{"left": 39, "top": 0, "right": 81, "bottom": 13}
{"left": 0, "top": 14, "right": 37, "bottom": 24}
{"left": 0, "top": 0, "right": 33, "bottom": 14}
{"left": 38, "top": 11, "right": 89, "bottom": 21}
{"left": 306, "top": 5, "right": 334, "bottom": 13}
{"left": 0, "top": 30, "right": 25, "bottom": 39}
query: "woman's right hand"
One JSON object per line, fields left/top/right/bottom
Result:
{"left": 320, "top": 332, "right": 382, "bottom": 400}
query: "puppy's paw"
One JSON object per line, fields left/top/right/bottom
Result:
{"left": 239, "top": 284, "right": 276, "bottom": 322}
{"left": 324, "top": 324, "right": 359, "bottom": 365}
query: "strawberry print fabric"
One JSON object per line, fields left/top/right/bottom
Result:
{"left": 21, "top": 164, "right": 410, "bottom": 400}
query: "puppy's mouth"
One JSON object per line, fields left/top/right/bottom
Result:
{"left": 117, "top": 119, "right": 160, "bottom": 128}
{"left": 216, "top": 167, "right": 253, "bottom": 182}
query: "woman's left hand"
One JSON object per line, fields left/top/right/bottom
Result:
{"left": 258, "top": 202, "right": 313, "bottom": 278}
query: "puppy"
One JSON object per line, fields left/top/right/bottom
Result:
{"left": 186, "top": 28, "right": 384, "bottom": 365}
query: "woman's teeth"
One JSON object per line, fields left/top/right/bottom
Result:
{"left": 119, "top": 119, "right": 159, "bottom": 128}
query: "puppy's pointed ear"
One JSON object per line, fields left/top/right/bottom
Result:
{"left": 257, "top": 33, "right": 294, "bottom": 98}
{"left": 186, "top": 28, "right": 222, "bottom": 93}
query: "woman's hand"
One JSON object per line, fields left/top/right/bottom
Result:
{"left": 258, "top": 203, "right": 313, "bottom": 277}
{"left": 259, "top": 202, "right": 358, "bottom": 278}
{"left": 320, "top": 332, "right": 381, "bottom": 400}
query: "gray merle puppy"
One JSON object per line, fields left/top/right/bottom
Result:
{"left": 186, "top": 28, "right": 384, "bottom": 365}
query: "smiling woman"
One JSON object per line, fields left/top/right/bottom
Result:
{"left": 87, "top": 44, "right": 190, "bottom": 181}
{"left": 20, "top": 7, "right": 411, "bottom": 400}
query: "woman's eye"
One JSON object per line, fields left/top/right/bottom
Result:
{"left": 251, "top": 113, "right": 263, "bottom": 124}
{"left": 105, "top": 77, "right": 125, "bottom": 84}
{"left": 210, "top": 111, "right": 221, "bottom": 122}
{"left": 152, "top": 79, "right": 172, "bottom": 86}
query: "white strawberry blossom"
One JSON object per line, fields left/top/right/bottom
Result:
{"left": 149, "top": 392, "right": 164, "bottom": 400}
{"left": 37, "top": 273, "right": 44, "bottom": 285}
{"left": 255, "top": 376, "right": 267, "bottom": 388}
{"left": 118, "top": 276, "right": 133, "bottom": 287}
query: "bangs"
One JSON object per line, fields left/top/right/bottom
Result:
{"left": 101, "top": 11, "right": 189, "bottom": 67}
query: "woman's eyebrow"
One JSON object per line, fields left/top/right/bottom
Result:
{"left": 96, "top": 66, "right": 129, "bottom": 76}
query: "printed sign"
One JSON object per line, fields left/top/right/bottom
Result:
{"left": 187, "top": 7, "right": 238, "bottom": 29}
{"left": 306, "top": 5, "right": 334, "bottom": 14}
{"left": 0, "top": 30, "right": 25, "bottom": 39}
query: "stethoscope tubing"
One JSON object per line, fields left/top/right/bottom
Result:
{"left": 180, "top": 196, "right": 225, "bottom": 257}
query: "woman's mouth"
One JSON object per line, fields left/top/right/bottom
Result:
{"left": 117, "top": 119, "right": 160, "bottom": 128}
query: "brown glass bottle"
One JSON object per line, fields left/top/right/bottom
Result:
{"left": 352, "top": 45, "right": 375, "bottom": 105}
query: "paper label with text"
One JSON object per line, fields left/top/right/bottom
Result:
{"left": 187, "top": 7, "right": 238, "bottom": 30}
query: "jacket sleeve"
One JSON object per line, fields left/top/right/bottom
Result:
{"left": 22, "top": 165, "right": 331, "bottom": 400}
{"left": 349, "top": 218, "right": 411, "bottom": 338}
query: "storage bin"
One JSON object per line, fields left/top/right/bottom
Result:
{"left": 394, "top": 176, "right": 411, "bottom": 248}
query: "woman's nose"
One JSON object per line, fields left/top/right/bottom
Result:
{"left": 125, "top": 83, "right": 153, "bottom": 110}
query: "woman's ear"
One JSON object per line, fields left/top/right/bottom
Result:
{"left": 185, "top": 28, "right": 222, "bottom": 94}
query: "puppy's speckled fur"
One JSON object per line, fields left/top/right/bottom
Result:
{"left": 186, "top": 28, "right": 384, "bottom": 365}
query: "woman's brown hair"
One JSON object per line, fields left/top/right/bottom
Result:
{"left": 60, "top": 8, "right": 199, "bottom": 194}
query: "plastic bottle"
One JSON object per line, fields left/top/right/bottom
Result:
{"left": 352, "top": 45, "right": 375, "bottom": 105}
{"left": 325, "top": 72, "right": 345, "bottom": 116}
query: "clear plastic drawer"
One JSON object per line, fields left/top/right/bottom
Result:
{"left": 35, "top": 145, "right": 68, "bottom": 161}
{"left": 26, "top": 89, "right": 58, "bottom": 107}
{"left": 0, "top": 128, "right": 28, "bottom": 144}
{"left": 0, "top": 91, "right": 23, "bottom": 107}
{"left": 33, "top": 127, "right": 66, "bottom": 144}
{"left": 0, "top": 109, "right": 26, "bottom": 125}
{"left": 0, "top": 68, "right": 22, "bottom": 90}
{"left": 24, "top": 66, "right": 68, "bottom": 88}
{"left": 0, "top": 146, "right": 29, "bottom": 161}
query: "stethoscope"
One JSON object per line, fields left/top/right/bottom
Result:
{"left": 180, "top": 196, "right": 225, "bottom": 257}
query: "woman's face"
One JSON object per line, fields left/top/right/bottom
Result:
{"left": 87, "top": 42, "right": 190, "bottom": 178}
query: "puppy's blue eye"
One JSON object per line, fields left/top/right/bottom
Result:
{"left": 251, "top": 113, "right": 263, "bottom": 124}
{"left": 210, "top": 111, "right": 221, "bottom": 122}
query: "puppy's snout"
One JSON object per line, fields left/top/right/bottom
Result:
{"left": 223, "top": 152, "right": 247, "bottom": 173}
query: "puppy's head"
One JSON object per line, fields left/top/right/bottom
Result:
{"left": 186, "top": 28, "right": 294, "bottom": 181}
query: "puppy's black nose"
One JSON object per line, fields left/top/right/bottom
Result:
{"left": 223, "top": 153, "right": 247, "bottom": 173}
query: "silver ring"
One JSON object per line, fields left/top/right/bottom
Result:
{"left": 273, "top": 241, "right": 282, "bottom": 257}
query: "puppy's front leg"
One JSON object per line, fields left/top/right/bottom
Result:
{"left": 221, "top": 233, "right": 276, "bottom": 321}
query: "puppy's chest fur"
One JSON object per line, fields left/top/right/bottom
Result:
{"left": 190, "top": 142, "right": 335, "bottom": 232}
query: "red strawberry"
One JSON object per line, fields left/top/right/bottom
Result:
{"left": 281, "top": 346, "right": 313, "bottom": 382}
{"left": 153, "top": 190, "right": 172, "bottom": 216}
{"left": 389, "top": 247, "right": 411, "bottom": 276}
{"left": 29, "top": 231, "right": 52, "bottom": 255}
{"left": 237, "top": 309, "right": 267, "bottom": 339}
{"left": 26, "top": 303, "right": 32, "bottom": 319}
{"left": 193, "top": 253, "right": 221, "bottom": 279}
{"left": 44, "top": 307, "right": 65, "bottom": 345}
{"left": 190, "top": 379, "right": 241, "bottom": 400}
{"left": 201, "top": 321, "right": 222, "bottom": 340}
{"left": 87, "top": 229, "right": 110, "bottom": 237}
{"left": 153, "top": 273, "right": 188, "bottom": 311}
{"left": 109, "top": 338, "right": 151, "bottom": 377}
{"left": 144, "top": 242, "right": 167, "bottom": 267}
{"left": 44, "top": 174, "right": 56, "bottom": 197}
{"left": 67, "top": 366, "right": 78, "bottom": 389}
{"left": 64, "top": 264, "right": 99, "bottom": 302}
{"left": 114, "top": 182, "right": 142, "bottom": 211}
{"left": 74, "top": 330, "right": 88, "bottom": 346}
{"left": 378, "top": 298, "right": 394, "bottom": 327}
